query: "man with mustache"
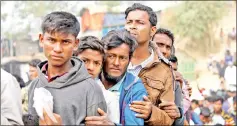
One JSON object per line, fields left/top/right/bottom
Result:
{"left": 85, "top": 29, "right": 148, "bottom": 125}
{"left": 125, "top": 3, "right": 175, "bottom": 125}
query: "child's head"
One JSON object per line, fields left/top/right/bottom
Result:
{"left": 75, "top": 36, "right": 104, "bottom": 78}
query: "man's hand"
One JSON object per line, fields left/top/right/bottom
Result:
{"left": 174, "top": 71, "right": 184, "bottom": 85}
{"left": 85, "top": 108, "right": 114, "bottom": 125}
{"left": 159, "top": 101, "right": 180, "bottom": 119}
{"left": 129, "top": 96, "right": 152, "bottom": 120}
{"left": 39, "top": 109, "right": 63, "bottom": 125}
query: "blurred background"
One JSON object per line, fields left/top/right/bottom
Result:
{"left": 1, "top": 1, "right": 236, "bottom": 98}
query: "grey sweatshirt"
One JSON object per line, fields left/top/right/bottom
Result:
{"left": 28, "top": 57, "right": 107, "bottom": 125}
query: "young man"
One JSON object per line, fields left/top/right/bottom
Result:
{"left": 85, "top": 29, "right": 148, "bottom": 125}
{"left": 212, "top": 95, "right": 235, "bottom": 125}
{"left": 27, "top": 11, "right": 107, "bottom": 125}
{"left": 152, "top": 28, "right": 185, "bottom": 125}
{"left": 75, "top": 35, "right": 119, "bottom": 123}
{"left": 1, "top": 69, "right": 24, "bottom": 125}
{"left": 124, "top": 3, "right": 175, "bottom": 125}
{"left": 200, "top": 107, "right": 213, "bottom": 125}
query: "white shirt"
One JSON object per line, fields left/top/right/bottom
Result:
{"left": 212, "top": 114, "right": 225, "bottom": 125}
{"left": 128, "top": 49, "right": 154, "bottom": 76}
{"left": 1, "top": 69, "right": 24, "bottom": 125}
{"left": 96, "top": 79, "right": 120, "bottom": 123}
{"left": 224, "top": 65, "right": 236, "bottom": 90}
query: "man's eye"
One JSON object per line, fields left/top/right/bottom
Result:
{"left": 63, "top": 41, "right": 70, "bottom": 44}
{"left": 94, "top": 62, "right": 101, "bottom": 66}
{"left": 48, "top": 38, "right": 55, "bottom": 42}
{"left": 83, "top": 59, "right": 88, "bottom": 63}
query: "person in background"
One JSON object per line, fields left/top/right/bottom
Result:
{"left": 1, "top": 68, "right": 24, "bottom": 125}
{"left": 212, "top": 95, "right": 235, "bottom": 125}
{"left": 224, "top": 61, "right": 236, "bottom": 90}
{"left": 191, "top": 99, "right": 201, "bottom": 115}
{"left": 200, "top": 107, "right": 213, "bottom": 125}
{"left": 216, "top": 59, "right": 227, "bottom": 79}
{"left": 225, "top": 50, "right": 233, "bottom": 64}
{"left": 12, "top": 74, "right": 25, "bottom": 88}
{"left": 75, "top": 35, "right": 120, "bottom": 123}
{"left": 151, "top": 28, "right": 184, "bottom": 125}
{"left": 21, "top": 59, "right": 42, "bottom": 115}
{"left": 27, "top": 59, "right": 42, "bottom": 85}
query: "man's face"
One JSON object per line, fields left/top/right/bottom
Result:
{"left": 39, "top": 32, "right": 79, "bottom": 67}
{"left": 78, "top": 49, "right": 103, "bottom": 78}
{"left": 153, "top": 33, "right": 172, "bottom": 58}
{"left": 191, "top": 102, "right": 198, "bottom": 110}
{"left": 104, "top": 43, "right": 130, "bottom": 83}
{"left": 213, "top": 100, "right": 222, "bottom": 113}
{"left": 29, "top": 66, "right": 38, "bottom": 80}
{"left": 171, "top": 62, "right": 178, "bottom": 71}
{"left": 125, "top": 10, "right": 156, "bottom": 44}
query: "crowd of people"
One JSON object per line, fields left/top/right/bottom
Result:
{"left": 1, "top": 3, "right": 236, "bottom": 125}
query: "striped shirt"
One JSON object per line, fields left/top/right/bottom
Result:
{"left": 128, "top": 49, "right": 154, "bottom": 76}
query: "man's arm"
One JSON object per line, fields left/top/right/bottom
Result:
{"left": 125, "top": 90, "right": 147, "bottom": 125}
{"left": 86, "top": 80, "right": 107, "bottom": 116}
{"left": 146, "top": 72, "right": 175, "bottom": 125}
{"left": 1, "top": 70, "right": 24, "bottom": 125}
{"left": 132, "top": 74, "right": 175, "bottom": 125}
{"left": 173, "top": 106, "right": 184, "bottom": 125}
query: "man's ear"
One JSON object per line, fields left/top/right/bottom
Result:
{"left": 39, "top": 34, "right": 44, "bottom": 47}
{"left": 73, "top": 38, "right": 80, "bottom": 51}
{"left": 150, "top": 26, "right": 157, "bottom": 38}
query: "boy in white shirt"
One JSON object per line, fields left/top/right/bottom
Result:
{"left": 75, "top": 36, "right": 119, "bottom": 123}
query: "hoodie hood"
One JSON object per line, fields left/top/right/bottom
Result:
{"left": 37, "top": 57, "right": 91, "bottom": 88}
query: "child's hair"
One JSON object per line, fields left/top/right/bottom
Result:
{"left": 74, "top": 36, "right": 104, "bottom": 56}
{"left": 41, "top": 11, "right": 80, "bottom": 37}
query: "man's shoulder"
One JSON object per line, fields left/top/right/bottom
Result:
{"left": 126, "top": 72, "right": 147, "bottom": 92}
{"left": 83, "top": 78, "right": 104, "bottom": 92}
{"left": 145, "top": 60, "right": 172, "bottom": 77}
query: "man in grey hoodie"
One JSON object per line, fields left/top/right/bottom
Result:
{"left": 27, "top": 11, "right": 107, "bottom": 125}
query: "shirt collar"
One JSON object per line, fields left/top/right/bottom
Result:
{"left": 41, "top": 62, "right": 68, "bottom": 82}
{"left": 108, "top": 73, "right": 126, "bottom": 92}
{"left": 128, "top": 48, "right": 154, "bottom": 69}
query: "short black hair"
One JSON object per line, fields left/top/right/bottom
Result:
{"left": 125, "top": 3, "right": 157, "bottom": 27}
{"left": 29, "top": 59, "right": 41, "bottom": 68}
{"left": 102, "top": 29, "right": 137, "bottom": 59}
{"left": 191, "top": 99, "right": 199, "bottom": 105}
{"left": 41, "top": 11, "right": 80, "bottom": 37}
{"left": 200, "top": 107, "right": 211, "bottom": 117}
{"left": 152, "top": 28, "right": 174, "bottom": 45}
{"left": 74, "top": 36, "right": 104, "bottom": 56}
{"left": 169, "top": 54, "right": 178, "bottom": 63}
{"left": 213, "top": 95, "right": 224, "bottom": 104}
